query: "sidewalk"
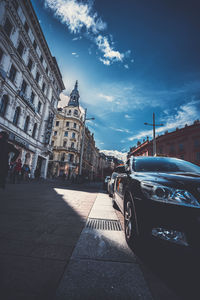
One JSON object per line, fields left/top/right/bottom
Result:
{"left": 0, "top": 181, "right": 179, "bottom": 300}
{"left": 0, "top": 181, "right": 99, "bottom": 300}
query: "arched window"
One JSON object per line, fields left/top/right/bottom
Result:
{"left": 61, "top": 153, "right": 65, "bottom": 162}
{"left": 69, "top": 154, "right": 74, "bottom": 162}
{"left": 24, "top": 116, "right": 30, "bottom": 133}
{"left": 0, "top": 95, "right": 8, "bottom": 117}
{"left": 13, "top": 106, "right": 20, "bottom": 126}
{"left": 32, "top": 123, "right": 37, "bottom": 138}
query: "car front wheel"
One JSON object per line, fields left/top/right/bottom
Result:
{"left": 124, "top": 195, "right": 139, "bottom": 247}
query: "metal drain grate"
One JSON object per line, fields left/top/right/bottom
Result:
{"left": 86, "top": 218, "right": 122, "bottom": 231}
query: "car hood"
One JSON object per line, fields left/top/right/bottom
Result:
{"left": 131, "top": 171, "right": 200, "bottom": 190}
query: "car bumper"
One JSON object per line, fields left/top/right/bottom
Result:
{"left": 136, "top": 200, "right": 200, "bottom": 248}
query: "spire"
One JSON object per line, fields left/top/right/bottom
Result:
{"left": 68, "top": 80, "right": 80, "bottom": 107}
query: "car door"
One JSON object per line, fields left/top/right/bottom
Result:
{"left": 114, "top": 161, "right": 130, "bottom": 211}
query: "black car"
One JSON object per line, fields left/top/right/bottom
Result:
{"left": 112, "top": 156, "right": 200, "bottom": 249}
{"left": 107, "top": 172, "right": 118, "bottom": 197}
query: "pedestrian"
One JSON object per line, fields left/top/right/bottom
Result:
{"left": 12, "top": 158, "right": 22, "bottom": 183}
{"left": 34, "top": 167, "right": 40, "bottom": 180}
{"left": 0, "top": 131, "right": 19, "bottom": 189}
{"left": 22, "top": 163, "right": 30, "bottom": 181}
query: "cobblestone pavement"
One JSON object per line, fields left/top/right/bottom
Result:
{"left": 0, "top": 181, "right": 100, "bottom": 300}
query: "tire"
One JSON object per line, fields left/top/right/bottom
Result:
{"left": 124, "top": 193, "right": 139, "bottom": 248}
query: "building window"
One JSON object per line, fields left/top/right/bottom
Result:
{"left": 9, "top": 64, "right": 17, "bottom": 82}
{"left": 0, "top": 48, "right": 3, "bottom": 62}
{"left": 42, "top": 82, "right": 46, "bottom": 92}
{"left": 32, "top": 123, "right": 37, "bottom": 138}
{"left": 196, "top": 152, "right": 200, "bottom": 161}
{"left": 24, "top": 116, "right": 30, "bottom": 133}
{"left": 71, "top": 142, "right": 74, "bottom": 148}
{"left": 69, "top": 153, "right": 74, "bottom": 162}
{"left": 12, "top": 0, "right": 19, "bottom": 10}
{"left": 51, "top": 140, "right": 54, "bottom": 146}
{"left": 46, "top": 67, "right": 48, "bottom": 74}
{"left": 158, "top": 146, "right": 163, "bottom": 154}
{"left": 13, "top": 106, "right": 20, "bottom": 126}
{"left": 194, "top": 139, "right": 200, "bottom": 148}
{"left": 21, "top": 80, "right": 27, "bottom": 94}
{"left": 73, "top": 123, "right": 76, "bottom": 129}
{"left": 74, "top": 109, "right": 78, "bottom": 116}
{"left": 30, "top": 92, "right": 35, "bottom": 103}
{"left": 17, "top": 41, "right": 24, "bottom": 57}
{"left": 0, "top": 95, "right": 8, "bottom": 117}
{"left": 63, "top": 141, "right": 67, "bottom": 147}
{"left": 61, "top": 153, "right": 65, "bottom": 162}
{"left": 37, "top": 101, "right": 41, "bottom": 113}
{"left": 56, "top": 121, "right": 59, "bottom": 126}
{"left": 68, "top": 110, "right": 71, "bottom": 115}
{"left": 170, "top": 144, "right": 175, "bottom": 153}
{"left": 33, "top": 40, "right": 37, "bottom": 50}
{"left": 4, "top": 18, "right": 13, "bottom": 37}
{"left": 179, "top": 143, "right": 184, "bottom": 151}
{"left": 24, "top": 21, "right": 29, "bottom": 33}
{"left": 66, "top": 121, "right": 69, "bottom": 127}
{"left": 72, "top": 132, "right": 75, "bottom": 139}
{"left": 40, "top": 55, "right": 43, "bottom": 63}
{"left": 35, "top": 71, "right": 40, "bottom": 83}
{"left": 54, "top": 131, "right": 57, "bottom": 136}
{"left": 64, "top": 131, "right": 68, "bottom": 137}
{"left": 27, "top": 58, "right": 33, "bottom": 71}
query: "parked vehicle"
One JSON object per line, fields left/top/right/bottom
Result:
{"left": 112, "top": 156, "right": 200, "bottom": 249}
{"left": 107, "top": 172, "right": 118, "bottom": 197}
{"left": 103, "top": 176, "right": 111, "bottom": 190}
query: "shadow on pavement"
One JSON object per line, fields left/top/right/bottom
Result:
{"left": 0, "top": 181, "right": 100, "bottom": 300}
{"left": 131, "top": 237, "right": 200, "bottom": 300}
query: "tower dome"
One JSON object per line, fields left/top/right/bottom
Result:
{"left": 68, "top": 80, "right": 80, "bottom": 107}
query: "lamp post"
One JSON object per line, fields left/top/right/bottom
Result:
{"left": 144, "top": 112, "right": 163, "bottom": 156}
{"left": 79, "top": 108, "right": 95, "bottom": 176}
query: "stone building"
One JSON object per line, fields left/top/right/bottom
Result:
{"left": 49, "top": 81, "right": 83, "bottom": 179}
{"left": 128, "top": 120, "right": 200, "bottom": 166}
{"left": 0, "top": 0, "right": 65, "bottom": 178}
{"left": 81, "top": 127, "right": 99, "bottom": 181}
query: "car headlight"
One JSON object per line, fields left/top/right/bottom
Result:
{"left": 141, "top": 182, "right": 200, "bottom": 208}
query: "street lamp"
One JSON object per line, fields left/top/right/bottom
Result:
{"left": 79, "top": 108, "right": 95, "bottom": 176}
{"left": 144, "top": 112, "right": 163, "bottom": 156}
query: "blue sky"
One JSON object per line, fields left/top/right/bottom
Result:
{"left": 31, "top": 0, "right": 200, "bottom": 153}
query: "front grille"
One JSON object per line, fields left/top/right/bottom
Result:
{"left": 86, "top": 218, "right": 122, "bottom": 231}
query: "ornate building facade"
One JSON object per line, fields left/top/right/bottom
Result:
{"left": 0, "top": 0, "right": 65, "bottom": 178}
{"left": 48, "top": 81, "right": 83, "bottom": 179}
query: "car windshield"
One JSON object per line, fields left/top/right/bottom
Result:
{"left": 133, "top": 157, "right": 200, "bottom": 173}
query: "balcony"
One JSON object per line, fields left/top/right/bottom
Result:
{"left": 53, "top": 146, "right": 79, "bottom": 153}
{"left": 18, "top": 90, "right": 36, "bottom": 113}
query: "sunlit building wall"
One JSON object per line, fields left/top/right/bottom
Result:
{"left": 0, "top": 0, "right": 65, "bottom": 178}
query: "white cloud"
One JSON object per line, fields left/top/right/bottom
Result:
{"left": 110, "top": 127, "right": 130, "bottom": 133}
{"left": 58, "top": 93, "right": 70, "bottom": 107}
{"left": 128, "top": 100, "right": 200, "bottom": 142}
{"left": 98, "top": 93, "right": 114, "bottom": 102}
{"left": 124, "top": 64, "right": 129, "bottom": 69}
{"left": 125, "top": 114, "right": 133, "bottom": 119}
{"left": 72, "top": 36, "right": 82, "bottom": 41}
{"left": 44, "top": 0, "right": 131, "bottom": 66}
{"left": 45, "top": 0, "right": 106, "bottom": 34}
{"left": 100, "top": 150, "right": 127, "bottom": 162}
{"left": 72, "top": 52, "right": 79, "bottom": 57}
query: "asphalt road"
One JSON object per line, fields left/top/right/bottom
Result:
{"left": 0, "top": 181, "right": 199, "bottom": 300}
